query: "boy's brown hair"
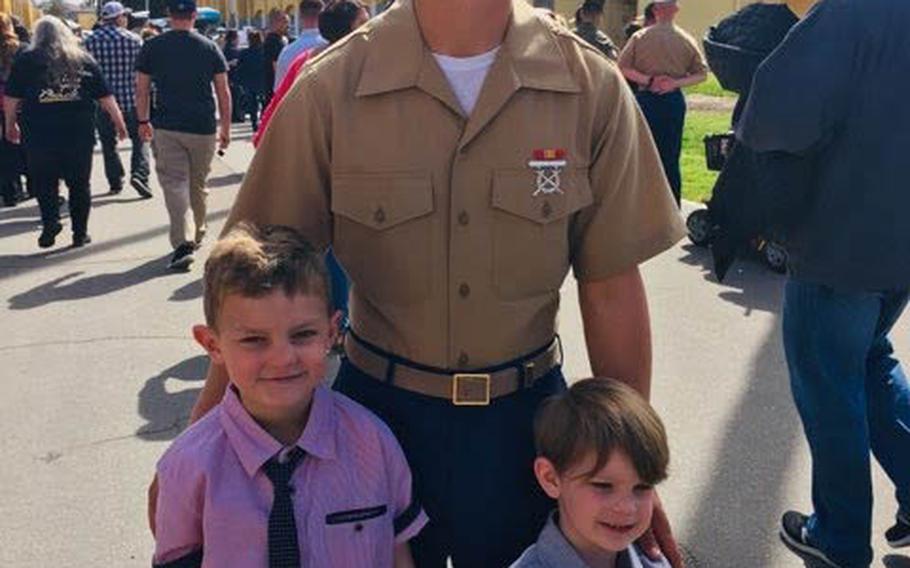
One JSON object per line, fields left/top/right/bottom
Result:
{"left": 202, "top": 223, "right": 332, "bottom": 328}
{"left": 534, "top": 378, "right": 669, "bottom": 485}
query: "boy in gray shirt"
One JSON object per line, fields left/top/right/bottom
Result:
{"left": 511, "top": 379, "right": 672, "bottom": 568}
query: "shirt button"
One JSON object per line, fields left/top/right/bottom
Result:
{"left": 374, "top": 207, "right": 386, "bottom": 224}
{"left": 458, "top": 352, "right": 469, "bottom": 367}
{"left": 541, "top": 202, "right": 553, "bottom": 219}
{"left": 459, "top": 282, "right": 470, "bottom": 298}
{"left": 355, "top": 523, "right": 364, "bottom": 532}
{"left": 458, "top": 211, "right": 470, "bottom": 226}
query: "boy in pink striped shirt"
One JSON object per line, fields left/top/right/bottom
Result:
{"left": 152, "top": 223, "right": 427, "bottom": 568}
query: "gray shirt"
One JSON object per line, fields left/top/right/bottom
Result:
{"left": 738, "top": 0, "right": 910, "bottom": 290}
{"left": 510, "top": 513, "right": 671, "bottom": 568}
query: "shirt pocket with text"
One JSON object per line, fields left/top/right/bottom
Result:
{"left": 322, "top": 504, "right": 394, "bottom": 567}
{"left": 331, "top": 171, "right": 435, "bottom": 306}
{"left": 491, "top": 167, "right": 593, "bottom": 300}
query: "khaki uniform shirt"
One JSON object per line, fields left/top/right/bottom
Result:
{"left": 618, "top": 22, "right": 707, "bottom": 79}
{"left": 226, "top": 0, "right": 685, "bottom": 369}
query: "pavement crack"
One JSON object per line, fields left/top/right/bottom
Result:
{"left": 35, "top": 416, "right": 189, "bottom": 464}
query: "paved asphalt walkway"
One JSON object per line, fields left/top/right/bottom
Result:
{"left": 1, "top": 124, "right": 908, "bottom": 567}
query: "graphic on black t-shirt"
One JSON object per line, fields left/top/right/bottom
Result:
{"left": 38, "top": 70, "right": 87, "bottom": 104}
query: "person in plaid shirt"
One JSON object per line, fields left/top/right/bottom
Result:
{"left": 85, "top": 1, "right": 152, "bottom": 198}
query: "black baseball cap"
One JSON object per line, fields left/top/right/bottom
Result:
{"left": 168, "top": 0, "right": 197, "bottom": 13}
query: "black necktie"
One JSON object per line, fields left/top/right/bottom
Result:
{"left": 263, "top": 447, "right": 305, "bottom": 568}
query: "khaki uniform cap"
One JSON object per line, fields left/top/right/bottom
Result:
{"left": 225, "top": 0, "right": 685, "bottom": 370}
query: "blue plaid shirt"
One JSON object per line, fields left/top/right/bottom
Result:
{"left": 84, "top": 24, "right": 142, "bottom": 111}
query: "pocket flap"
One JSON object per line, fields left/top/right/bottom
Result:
{"left": 332, "top": 171, "right": 434, "bottom": 230}
{"left": 492, "top": 168, "right": 593, "bottom": 225}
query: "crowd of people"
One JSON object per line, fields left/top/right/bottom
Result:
{"left": 2, "top": 0, "right": 909, "bottom": 567}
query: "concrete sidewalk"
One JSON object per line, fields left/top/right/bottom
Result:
{"left": 0, "top": 125, "right": 907, "bottom": 567}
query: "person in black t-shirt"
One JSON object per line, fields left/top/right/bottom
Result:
{"left": 4, "top": 15, "right": 127, "bottom": 249}
{"left": 262, "top": 8, "right": 289, "bottom": 103}
{"left": 135, "top": 0, "right": 231, "bottom": 271}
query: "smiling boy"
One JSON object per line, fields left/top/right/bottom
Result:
{"left": 152, "top": 223, "right": 426, "bottom": 568}
{"left": 512, "top": 378, "right": 671, "bottom": 568}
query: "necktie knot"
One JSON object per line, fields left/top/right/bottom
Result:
{"left": 264, "top": 447, "right": 305, "bottom": 486}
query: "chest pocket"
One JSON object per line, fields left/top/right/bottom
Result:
{"left": 321, "top": 504, "right": 393, "bottom": 567}
{"left": 331, "top": 171, "right": 435, "bottom": 306}
{"left": 491, "top": 167, "right": 593, "bottom": 300}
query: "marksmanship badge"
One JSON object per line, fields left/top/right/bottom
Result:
{"left": 528, "top": 148, "right": 567, "bottom": 196}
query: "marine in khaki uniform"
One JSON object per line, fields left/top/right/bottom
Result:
{"left": 182, "top": 0, "right": 685, "bottom": 565}
{"left": 618, "top": 0, "right": 706, "bottom": 205}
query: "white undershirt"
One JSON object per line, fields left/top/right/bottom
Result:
{"left": 432, "top": 46, "right": 501, "bottom": 115}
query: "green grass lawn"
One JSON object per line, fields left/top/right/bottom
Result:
{"left": 683, "top": 73, "right": 737, "bottom": 98}
{"left": 681, "top": 109, "right": 733, "bottom": 203}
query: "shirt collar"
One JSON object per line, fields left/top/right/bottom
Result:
{"left": 355, "top": 0, "right": 580, "bottom": 98}
{"left": 535, "top": 512, "right": 643, "bottom": 568}
{"left": 220, "top": 384, "right": 337, "bottom": 478}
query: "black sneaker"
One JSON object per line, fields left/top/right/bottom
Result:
{"left": 886, "top": 514, "right": 910, "bottom": 548}
{"left": 38, "top": 223, "right": 63, "bottom": 248}
{"left": 168, "top": 243, "right": 196, "bottom": 270}
{"left": 780, "top": 511, "right": 842, "bottom": 567}
{"left": 72, "top": 233, "right": 92, "bottom": 248}
{"left": 130, "top": 177, "right": 153, "bottom": 199}
{"left": 109, "top": 185, "right": 123, "bottom": 195}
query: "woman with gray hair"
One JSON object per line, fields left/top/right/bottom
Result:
{"left": 3, "top": 16, "right": 127, "bottom": 249}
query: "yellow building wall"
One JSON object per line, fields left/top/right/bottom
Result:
{"left": 1, "top": 0, "right": 41, "bottom": 28}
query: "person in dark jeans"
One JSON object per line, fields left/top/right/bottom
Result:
{"left": 3, "top": 16, "right": 127, "bottom": 248}
{"left": 262, "top": 8, "right": 288, "bottom": 103}
{"left": 85, "top": 1, "right": 151, "bottom": 197}
{"left": 236, "top": 30, "right": 265, "bottom": 131}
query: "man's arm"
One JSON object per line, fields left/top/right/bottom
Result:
{"left": 578, "top": 267, "right": 683, "bottom": 568}
{"left": 213, "top": 72, "right": 231, "bottom": 151}
{"left": 578, "top": 266, "right": 651, "bottom": 397}
{"left": 2, "top": 96, "right": 21, "bottom": 144}
{"left": 98, "top": 95, "right": 128, "bottom": 140}
{"left": 393, "top": 543, "right": 416, "bottom": 568}
{"left": 135, "top": 71, "right": 153, "bottom": 142}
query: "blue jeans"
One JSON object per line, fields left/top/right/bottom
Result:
{"left": 783, "top": 278, "right": 910, "bottom": 567}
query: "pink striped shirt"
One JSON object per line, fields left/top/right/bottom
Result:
{"left": 153, "top": 385, "right": 427, "bottom": 567}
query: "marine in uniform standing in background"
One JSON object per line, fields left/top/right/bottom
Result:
{"left": 572, "top": 0, "right": 618, "bottom": 60}
{"left": 167, "top": 0, "right": 686, "bottom": 566}
{"left": 618, "top": 0, "right": 706, "bottom": 206}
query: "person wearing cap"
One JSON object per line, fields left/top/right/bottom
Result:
{"left": 134, "top": 0, "right": 231, "bottom": 270}
{"left": 84, "top": 1, "right": 151, "bottom": 198}
{"left": 735, "top": 0, "right": 910, "bottom": 566}
{"left": 618, "top": 0, "right": 706, "bottom": 206}
{"left": 572, "top": 0, "right": 617, "bottom": 60}
{"left": 165, "top": 0, "right": 686, "bottom": 566}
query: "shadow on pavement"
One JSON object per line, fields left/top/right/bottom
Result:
{"left": 678, "top": 243, "right": 784, "bottom": 315}
{"left": 0, "top": 207, "right": 230, "bottom": 279}
{"left": 884, "top": 554, "right": 910, "bottom": 567}
{"left": 136, "top": 354, "right": 208, "bottom": 441}
{"left": 207, "top": 172, "right": 244, "bottom": 188}
{"left": 7, "top": 254, "right": 175, "bottom": 310}
{"left": 169, "top": 278, "right": 202, "bottom": 302}
{"left": 682, "top": 319, "right": 802, "bottom": 567}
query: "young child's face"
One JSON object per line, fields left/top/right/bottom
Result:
{"left": 536, "top": 450, "right": 655, "bottom": 559}
{"left": 194, "top": 290, "right": 339, "bottom": 421}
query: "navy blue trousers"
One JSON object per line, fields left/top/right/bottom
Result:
{"left": 333, "top": 359, "right": 566, "bottom": 568}
{"left": 636, "top": 89, "right": 686, "bottom": 206}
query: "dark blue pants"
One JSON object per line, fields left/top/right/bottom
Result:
{"left": 326, "top": 248, "right": 349, "bottom": 316}
{"left": 333, "top": 360, "right": 566, "bottom": 567}
{"left": 783, "top": 279, "right": 910, "bottom": 567}
{"left": 96, "top": 107, "right": 150, "bottom": 189}
{"left": 636, "top": 89, "right": 686, "bottom": 205}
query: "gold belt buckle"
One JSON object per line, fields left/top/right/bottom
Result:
{"left": 452, "top": 373, "right": 491, "bottom": 406}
